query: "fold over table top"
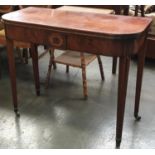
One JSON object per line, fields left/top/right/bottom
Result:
{"left": 2, "top": 7, "right": 152, "bottom": 39}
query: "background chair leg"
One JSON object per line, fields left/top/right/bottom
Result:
{"left": 112, "top": 57, "right": 117, "bottom": 74}
{"left": 16, "top": 47, "right": 23, "bottom": 63}
{"left": 97, "top": 55, "right": 105, "bottom": 80}
{"left": 52, "top": 61, "right": 57, "bottom": 70}
{"left": 44, "top": 45, "right": 47, "bottom": 50}
{"left": 45, "top": 48, "right": 54, "bottom": 88}
{"left": 49, "top": 49, "right": 56, "bottom": 70}
{"left": 66, "top": 65, "right": 69, "bottom": 73}
{"left": 23, "top": 48, "right": 29, "bottom": 64}
{"left": 29, "top": 48, "right": 32, "bottom": 58}
{"left": 81, "top": 53, "right": 88, "bottom": 99}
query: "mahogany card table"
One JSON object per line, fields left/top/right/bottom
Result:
{"left": 2, "top": 7, "right": 152, "bottom": 148}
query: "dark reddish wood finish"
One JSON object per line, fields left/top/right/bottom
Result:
{"left": 146, "top": 36, "right": 155, "bottom": 59}
{"left": 2, "top": 7, "right": 152, "bottom": 148}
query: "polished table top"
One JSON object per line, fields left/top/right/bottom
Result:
{"left": 3, "top": 7, "right": 152, "bottom": 39}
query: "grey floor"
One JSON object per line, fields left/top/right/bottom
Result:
{"left": 0, "top": 46, "right": 155, "bottom": 149}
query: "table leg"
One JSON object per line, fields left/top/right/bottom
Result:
{"left": 116, "top": 56, "right": 130, "bottom": 148}
{"left": 30, "top": 43, "right": 40, "bottom": 96}
{"left": 134, "top": 40, "right": 147, "bottom": 121}
{"left": 6, "top": 38, "right": 20, "bottom": 117}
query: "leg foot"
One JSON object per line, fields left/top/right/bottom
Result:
{"left": 116, "top": 138, "right": 121, "bottom": 149}
{"left": 14, "top": 108, "right": 20, "bottom": 117}
{"left": 134, "top": 114, "right": 141, "bottom": 121}
{"left": 36, "top": 90, "right": 40, "bottom": 96}
{"left": 84, "top": 95, "right": 88, "bottom": 100}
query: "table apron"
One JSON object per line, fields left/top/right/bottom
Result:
{"left": 5, "top": 24, "right": 138, "bottom": 57}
